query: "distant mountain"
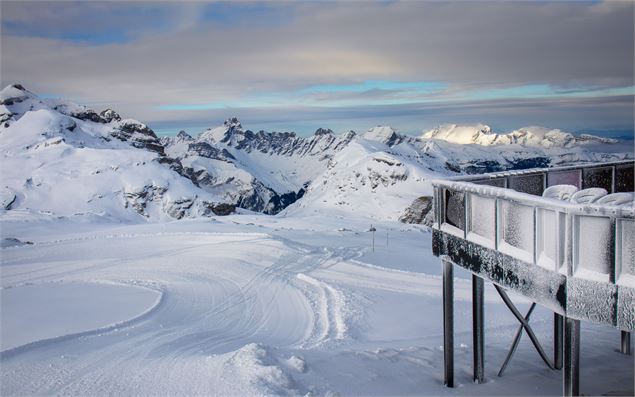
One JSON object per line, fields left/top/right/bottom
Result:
{"left": 161, "top": 118, "right": 356, "bottom": 214}
{"left": 1, "top": 85, "right": 632, "bottom": 222}
{"left": 284, "top": 124, "right": 631, "bottom": 220}
{"left": 422, "top": 123, "right": 618, "bottom": 147}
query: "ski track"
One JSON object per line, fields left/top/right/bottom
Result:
{"left": 1, "top": 230, "right": 442, "bottom": 395}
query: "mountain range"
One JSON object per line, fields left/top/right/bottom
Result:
{"left": 1, "top": 84, "right": 632, "bottom": 222}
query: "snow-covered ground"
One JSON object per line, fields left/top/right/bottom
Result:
{"left": 1, "top": 213, "right": 632, "bottom": 396}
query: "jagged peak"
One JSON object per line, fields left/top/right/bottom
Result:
{"left": 314, "top": 128, "right": 333, "bottom": 136}
{"left": 176, "top": 130, "right": 193, "bottom": 140}
{"left": 224, "top": 117, "right": 242, "bottom": 130}
{"left": 100, "top": 108, "right": 121, "bottom": 123}
{"left": 342, "top": 130, "right": 356, "bottom": 139}
{"left": 363, "top": 125, "right": 403, "bottom": 146}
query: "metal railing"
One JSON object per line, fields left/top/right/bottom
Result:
{"left": 432, "top": 160, "right": 634, "bottom": 330}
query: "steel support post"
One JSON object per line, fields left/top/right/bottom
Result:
{"left": 442, "top": 260, "right": 454, "bottom": 388}
{"left": 554, "top": 313, "right": 564, "bottom": 369}
{"left": 564, "top": 318, "right": 580, "bottom": 397}
{"left": 620, "top": 331, "right": 631, "bottom": 355}
{"left": 472, "top": 274, "right": 484, "bottom": 384}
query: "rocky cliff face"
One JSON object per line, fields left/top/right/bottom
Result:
{"left": 399, "top": 196, "right": 434, "bottom": 226}
{"left": 161, "top": 118, "right": 355, "bottom": 214}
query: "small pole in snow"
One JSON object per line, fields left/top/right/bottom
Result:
{"left": 370, "top": 224, "right": 376, "bottom": 252}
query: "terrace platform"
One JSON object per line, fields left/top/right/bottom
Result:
{"left": 431, "top": 160, "right": 634, "bottom": 396}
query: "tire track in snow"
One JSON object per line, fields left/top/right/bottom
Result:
{"left": 295, "top": 273, "right": 349, "bottom": 347}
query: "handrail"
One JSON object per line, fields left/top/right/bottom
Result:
{"left": 431, "top": 160, "right": 634, "bottom": 330}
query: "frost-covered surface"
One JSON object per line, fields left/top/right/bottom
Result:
{"left": 543, "top": 184, "right": 579, "bottom": 200}
{"left": 1, "top": 215, "right": 633, "bottom": 395}
{"left": 569, "top": 187, "right": 608, "bottom": 204}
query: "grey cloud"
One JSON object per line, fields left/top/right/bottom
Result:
{"left": 1, "top": 1, "right": 633, "bottom": 132}
{"left": 148, "top": 94, "right": 635, "bottom": 138}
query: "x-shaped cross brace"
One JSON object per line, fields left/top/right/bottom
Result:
{"left": 494, "top": 284, "right": 555, "bottom": 376}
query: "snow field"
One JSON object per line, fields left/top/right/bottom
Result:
{"left": 0, "top": 215, "right": 633, "bottom": 395}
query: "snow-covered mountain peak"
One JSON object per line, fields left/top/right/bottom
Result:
{"left": 422, "top": 123, "right": 617, "bottom": 148}
{"left": 197, "top": 117, "right": 246, "bottom": 144}
{"left": 421, "top": 123, "right": 493, "bottom": 144}
{"left": 363, "top": 125, "right": 404, "bottom": 146}
{"left": 176, "top": 130, "right": 193, "bottom": 141}
{"left": 0, "top": 84, "right": 35, "bottom": 105}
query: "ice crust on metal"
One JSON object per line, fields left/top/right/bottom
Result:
{"left": 432, "top": 160, "right": 635, "bottom": 331}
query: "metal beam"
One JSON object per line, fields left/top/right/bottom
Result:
{"left": 443, "top": 259, "right": 454, "bottom": 387}
{"left": 564, "top": 318, "right": 580, "bottom": 397}
{"left": 473, "top": 275, "right": 484, "bottom": 383}
{"left": 494, "top": 285, "right": 555, "bottom": 370}
{"left": 498, "top": 303, "right": 536, "bottom": 377}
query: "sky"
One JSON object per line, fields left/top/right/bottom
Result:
{"left": 1, "top": 0, "right": 634, "bottom": 137}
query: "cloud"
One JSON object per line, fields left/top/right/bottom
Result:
{"left": 148, "top": 94, "right": 635, "bottom": 139}
{"left": 1, "top": 1, "right": 633, "bottom": 135}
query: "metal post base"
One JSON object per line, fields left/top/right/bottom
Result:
{"left": 473, "top": 275, "right": 484, "bottom": 383}
{"left": 621, "top": 331, "right": 631, "bottom": 355}
{"left": 564, "top": 318, "right": 580, "bottom": 397}
{"left": 554, "top": 313, "right": 564, "bottom": 370}
{"left": 443, "top": 260, "right": 454, "bottom": 387}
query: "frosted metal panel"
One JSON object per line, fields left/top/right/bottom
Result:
{"left": 508, "top": 174, "right": 544, "bottom": 196}
{"left": 574, "top": 216, "right": 612, "bottom": 278}
{"left": 617, "top": 219, "right": 635, "bottom": 286}
{"left": 444, "top": 189, "right": 465, "bottom": 230}
{"left": 475, "top": 178, "right": 506, "bottom": 188}
{"left": 547, "top": 170, "right": 581, "bottom": 188}
{"left": 615, "top": 165, "right": 634, "bottom": 193}
{"left": 582, "top": 167, "right": 612, "bottom": 192}
{"left": 468, "top": 195, "right": 495, "bottom": 247}
{"left": 499, "top": 201, "right": 534, "bottom": 262}
{"left": 536, "top": 209, "right": 562, "bottom": 271}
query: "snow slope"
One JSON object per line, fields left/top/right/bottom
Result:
{"left": 0, "top": 85, "right": 231, "bottom": 221}
{"left": 1, "top": 215, "right": 632, "bottom": 395}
